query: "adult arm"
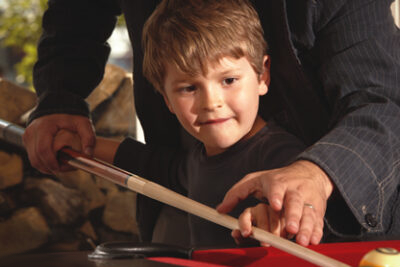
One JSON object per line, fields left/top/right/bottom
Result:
{"left": 300, "top": 0, "right": 400, "bottom": 237}
{"left": 219, "top": 0, "right": 400, "bottom": 243}
{"left": 23, "top": 0, "right": 121, "bottom": 174}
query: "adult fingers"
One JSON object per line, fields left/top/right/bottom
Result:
{"left": 74, "top": 118, "right": 96, "bottom": 156}
{"left": 217, "top": 169, "right": 288, "bottom": 214}
{"left": 263, "top": 177, "right": 286, "bottom": 211}
{"left": 35, "top": 125, "right": 60, "bottom": 173}
{"left": 310, "top": 218, "right": 324, "bottom": 245}
{"left": 52, "top": 116, "right": 94, "bottom": 171}
{"left": 296, "top": 203, "right": 317, "bottom": 246}
{"left": 23, "top": 114, "right": 94, "bottom": 174}
{"left": 53, "top": 129, "right": 83, "bottom": 172}
{"left": 51, "top": 115, "right": 95, "bottom": 154}
{"left": 283, "top": 189, "right": 303, "bottom": 235}
{"left": 23, "top": 121, "right": 59, "bottom": 174}
{"left": 295, "top": 204, "right": 324, "bottom": 246}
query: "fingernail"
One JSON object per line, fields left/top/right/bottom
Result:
{"left": 298, "top": 235, "right": 307, "bottom": 245}
{"left": 272, "top": 199, "right": 281, "bottom": 208}
{"left": 287, "top": 221, "right": 298, "bottom": 231}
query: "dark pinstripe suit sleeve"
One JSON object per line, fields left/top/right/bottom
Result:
{"left": 299, "top": 0, "right": 400, "bottom": 235}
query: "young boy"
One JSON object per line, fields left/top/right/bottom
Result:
{"left": 55, "top": 0, "right": 305, "bottom": 247}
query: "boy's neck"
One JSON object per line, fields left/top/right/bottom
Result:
{"left": 242, "top": 115, "right": 267, "bottom": 141}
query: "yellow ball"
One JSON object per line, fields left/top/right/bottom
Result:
{"left": 359, "top": 247, "right": 400, "bottom": 267}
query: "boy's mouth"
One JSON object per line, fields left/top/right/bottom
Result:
{"left": 199, "top": 118, "right": 230, "bottom": 125}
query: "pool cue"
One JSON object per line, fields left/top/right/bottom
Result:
{"left": 0, "top": 119, "right": 350, "bottom": 267}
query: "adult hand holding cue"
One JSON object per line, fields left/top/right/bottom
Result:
{"left": 22, "top": 114, "right": 96, "bottom": 174}
{"left": 0, "top": 119, "right": 349, "bottom": 267}
{"left": 217, "top": 161, "right": 334, "bottom": 247}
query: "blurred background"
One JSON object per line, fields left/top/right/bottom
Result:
{"left": 0, "top": 0, "right": 132, "bottom": 87}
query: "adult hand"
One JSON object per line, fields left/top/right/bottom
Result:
{"left": 53, "top": 129, "right": 83, "bottom": 153}
{"left": 217, "top": 160, "right": 334, "bottom": 246}
{"left": 23, "top": 114, "right": 95, "bottom": 174}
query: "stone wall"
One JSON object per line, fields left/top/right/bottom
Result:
{"left": 0, "top": 64, "right": 140, "bottom": 257}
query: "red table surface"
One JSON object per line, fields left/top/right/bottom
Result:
{"left": 150, "top": 240, "right": 400, "bottom": 267}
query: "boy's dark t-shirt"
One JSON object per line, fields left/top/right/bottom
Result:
{"left": 114, "top": 120, "right": 305, "bottom": 247}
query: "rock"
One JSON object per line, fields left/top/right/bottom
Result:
{"left": 102, "top": 191, "right": 138, "bottom": 234}
{"left": 0, "top": 151, "right": 23, "bottom": 189}
{"left": 93, "top": 75, "right": 137, "bottom": 137}
{"left": 0, "top": 78, "right": 37, "bottom": 124}
{"left": 79, "top": 220, "right": 98, "bottom": 242}
{"left": 0, "top": 191, "right": 15, "bottom": 216}
{"left": 56, "top": 170, "right": 106, "bottom": 213}
{"left": 0, "top": 207, "right": 50, "bottom": 257}
{"left": 95, "top": 175, "right": 118, "bottom": 194}
{"left": 24, "top": 178, "right": 85, "bottom": 225}
{"left": 86, "top": 64, "right": 127, "bottom": 111}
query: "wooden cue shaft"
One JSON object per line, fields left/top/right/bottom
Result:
{"left": 61, "top": 148, "right": 350, "bottom": 267}
{"left": 0, "top": 119, "right": 350, "bottom": 267}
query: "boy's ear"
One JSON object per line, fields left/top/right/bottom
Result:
{"left": 162, "top": 92, "right": 175, "bottom": 114}
{"left": 258, "top": 55, "right": 271, "bottom": 96}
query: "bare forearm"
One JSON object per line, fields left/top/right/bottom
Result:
{"left": 93, "top": 137, "right": 121, "bottom": 164}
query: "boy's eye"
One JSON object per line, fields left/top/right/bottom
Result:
{"left": 180, "top": 85, "right": 196, "bottom": 93}
{"left": 222, "top": 78, "right": 236, "bottom": 85}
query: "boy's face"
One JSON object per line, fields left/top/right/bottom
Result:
{"left": 163, "top": 56, "right": 270, "bottom": 156}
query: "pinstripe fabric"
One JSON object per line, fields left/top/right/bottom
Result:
{"left": 251, "top": 0, "right": 400, "bottom": 239}
{"left": 288, "top": 0, "right": 400, "bottom": 237}
{"left": 31, "top": 0, "right": 400, "bottom": 240}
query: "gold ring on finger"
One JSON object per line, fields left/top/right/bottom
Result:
{"left": 304, "top": 203, "right": 314, "bottom": 210}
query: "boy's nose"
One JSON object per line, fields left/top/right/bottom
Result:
{"left": 201, "top": 87, "right": 223, "bottom": 111}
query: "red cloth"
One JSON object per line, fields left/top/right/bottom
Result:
{"left": 151, "top": 240, "right": 400, "bottom": 267}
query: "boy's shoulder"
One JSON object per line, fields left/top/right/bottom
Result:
{"left": 254, "top": 120, "right": 304, "bottom": 145}
{"left": 251, "top": 120, "right": 306, "bottom": 166}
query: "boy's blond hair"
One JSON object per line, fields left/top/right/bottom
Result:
{"left": 142, "top": 0, "right": 267, "bottom": 92}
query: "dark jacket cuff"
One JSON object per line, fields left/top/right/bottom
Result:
{"left": 27, "top": 91, "right": 90, "bottom": 125}
{"left": 297, "top": 142, "right": 383, "bottom": 234}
